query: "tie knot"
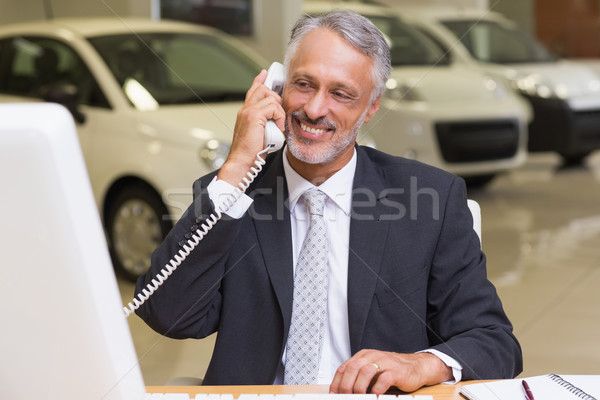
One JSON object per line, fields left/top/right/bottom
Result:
{"left": 302, "top": 188, "right": 326, "bottom": 217}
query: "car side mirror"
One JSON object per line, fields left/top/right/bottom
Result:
{"left": 40, "top": 83, "right": 86, "bottom": 124}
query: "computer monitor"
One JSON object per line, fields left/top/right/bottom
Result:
{"left": 0, "top": 103, "right": 145, "bottom": 400}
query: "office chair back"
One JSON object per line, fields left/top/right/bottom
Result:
{"left": 467, "top": 199, "right": 482, "bottom": 246}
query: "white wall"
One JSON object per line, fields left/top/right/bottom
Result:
{"left": 237, "top": 0, "right": 302, "bottom": 63}
{"left": 0, "top": 0, "right": 151, "bottom": 24}
{"left": 0, "top": 0, "right": 46, "bottom": 24}
{"left": 372, "top": 0, "right": 489, "bottom": 11}
{"left": 0, "top": 0, "right": 297, "bottom": 62}
{"left": 0, "top": 0, "right": 536, "bottom": 59}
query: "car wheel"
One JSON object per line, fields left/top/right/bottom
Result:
{"left": 106, "top": 184, "right": 172, "bottom": 281}
{"left": 559, "top": 151, "right": 590, "bottom": 166}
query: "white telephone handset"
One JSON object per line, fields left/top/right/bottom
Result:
{"left": 263, "top": 62, "right": 286, "bottom": 152}
{"left": 123, "top": 62, "right": 287, "bottom": 317}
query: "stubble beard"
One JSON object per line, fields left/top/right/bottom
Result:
{"left": 285, "top": 109, "right": 368, "bottom": 165}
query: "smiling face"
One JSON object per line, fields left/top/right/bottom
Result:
{"left": 283, "top": 28, "right": 381, "bottom": 182}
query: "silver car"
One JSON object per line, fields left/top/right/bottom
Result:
{"left": 405, "top": 7, "right": 600, "bottom": 164}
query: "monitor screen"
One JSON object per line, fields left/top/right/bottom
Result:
{"left": 0, "top": 103, "right": 145, "bottom": 400}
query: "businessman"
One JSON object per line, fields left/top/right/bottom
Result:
{"left": 136, "top": 9, "right": 522, "bottom": 394}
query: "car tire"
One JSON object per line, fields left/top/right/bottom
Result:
{"left": 105, "top": 184, "right": 172, "bottom": 281}
{"left": 559, "top": 151, "right": 590, "bottom": 166}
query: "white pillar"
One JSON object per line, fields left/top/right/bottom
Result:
{"left": 237, "top": 0, "right": 303, "bottom": 63}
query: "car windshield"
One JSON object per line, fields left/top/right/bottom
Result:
{"left": 441, "top": 19, "right": 554, "bottom": 64}
{"left": 367, "top": 15, "right": 450, "bottom": 66}
{"left": 89, "top": 32, "right": 262, "bottom": 107}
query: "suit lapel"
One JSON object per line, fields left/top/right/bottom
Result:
{"left": 347, "top": 147, "right": 392, "bottom": 353}
{"left": 250, "top": 151, "right": 295, "bottom": 330}
{"left": 249, "top": 148, "right": 405, "bottom": 351}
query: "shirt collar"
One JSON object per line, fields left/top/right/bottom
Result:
{"left": 283, "top": 146, "right": 356, "bottom": 216}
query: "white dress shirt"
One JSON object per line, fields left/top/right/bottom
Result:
{"left": 207, "top": 147, "right": 462, "bottom": 384}
{"left": 276, "top": 148, "right": 356, "bottom": 383}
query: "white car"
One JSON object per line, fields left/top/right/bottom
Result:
{"left": 0, "top": 18, "right": 269, "bottom": 280}
{"left": 303, "top": 1, "right": 531, "bottom": 187}
{"left": 403, "top": 7, "right": 600, "bottom": 164}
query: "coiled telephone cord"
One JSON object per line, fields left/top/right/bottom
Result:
{"left": 123, "top": 147, "right": 272, "bottom": 317}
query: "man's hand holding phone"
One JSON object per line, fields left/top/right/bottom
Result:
{"left": 217, "top": 66, "right": 286, "bottom": 187}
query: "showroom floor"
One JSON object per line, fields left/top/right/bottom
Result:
{"left": 118, "top": 151, "right": 600, "bottom": 386}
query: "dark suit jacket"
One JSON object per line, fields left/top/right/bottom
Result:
{"left": 136, "top": 145, "right": 522, "bottom": 385}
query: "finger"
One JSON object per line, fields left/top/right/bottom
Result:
{"left": 369, "top": 370, "right": 395, "bottom": 395}
{"left": 329, "top": 350, "right": 375, "bottom": 394}
{"left": 253, "top": 83, "right": 283, "bottom": 107}
{"left": 237, "top": 94, "right": 282, "bottom": 129}
{"left": 244, "top": 84, "right": 283, "bottom": 129}
{"left": 265, "top": 97, "right": 286, "bottom": 131}
{"left": 352, "top": 362, "right": 381, "bottom": 394}
{"left": 336, "top": 358, "right": 371, "bottom": 394}
{"left": 329, "top": 361, "right": 348, "bottom": 393}
{"left": 240, "top": 96, "right": 284, "bottom": 134}
{"left": 245, "top": 69, "right": 268, "bottom": 101}
{"left": 230, "top": 99, "right": 284, "bottom": 158}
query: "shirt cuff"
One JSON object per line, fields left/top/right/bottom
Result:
{"left": 418, "top": 349, "right": 463, "bottom": 384}
{"left": 207, "top": 176, "right": 253, "bottom": 219}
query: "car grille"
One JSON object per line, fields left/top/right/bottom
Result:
{"left": 435, "top": 119, "right": 520, "bottom": 163}
{"left": 574, "top": 108, "right": 600, "bottom": 117}
{"left": 573, "top": 109, "right": 600, "bottom": 141}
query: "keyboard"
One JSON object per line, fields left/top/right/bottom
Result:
{"left": 145, "top": 394, "right": 433, "bottom": 399}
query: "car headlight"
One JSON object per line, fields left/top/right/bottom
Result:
{"left": 199, "top": 139, "right": 230, "bottom": 170}
{"left": 384, "top": 78, "right": 424, "bottom": 102}
{"left": 509, "top": 71, "right": 563, "bottom": 99}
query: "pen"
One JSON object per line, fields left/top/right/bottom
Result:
{"left": 522, "top": 380, "right": 535, "bottom": 400}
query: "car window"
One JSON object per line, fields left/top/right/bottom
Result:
{"left": 369, "top": 15, "right": 450, "bottom": 66}
{"left": 441, "top": 19, "right": 554, "bottom": 64}
{"left": 0, "top": 36, "right": 110, "bottom": 108}
{"left": 88, "top": 33, "right": 262, "bottom": 106}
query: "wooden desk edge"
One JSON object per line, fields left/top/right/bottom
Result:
{"left": 146, "top": 380, "right": 491, "bottom": 399}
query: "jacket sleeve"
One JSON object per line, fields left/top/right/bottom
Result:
{"left": 134, "top": 172, "right": 246, "bottom": 339}
{"left": 427, "top": 177, "right": 523, "bottom": 379}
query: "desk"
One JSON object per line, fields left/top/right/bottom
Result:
{"left": 146, "top": 381, "right": 484, "bottom": 399}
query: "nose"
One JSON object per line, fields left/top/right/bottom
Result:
{"left": 303, "top": 90, "right": 328, "bottom": 121}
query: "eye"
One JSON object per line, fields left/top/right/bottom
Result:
{"left": 294, "top": 80, "right": 312, "bottom": 90}
{"left": 333, "top": 91, "right": 351, "bottom": 100}
{"left": 332, "top": 90, "right": 354, "bottom": 101}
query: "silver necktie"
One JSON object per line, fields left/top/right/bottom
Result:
{"left": 284, "top": 188, "right": 329, "bottom": 385}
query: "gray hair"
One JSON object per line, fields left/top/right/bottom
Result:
{"left": 283, "top": 9, "right": 392, "bottom": 104}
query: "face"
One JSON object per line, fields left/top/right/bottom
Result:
{"left": 283, "top": 28, "right": 380, "bottom": 179}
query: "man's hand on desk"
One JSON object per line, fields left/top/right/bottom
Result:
{"left": 329, "top": 349, "right": 453, "bottom": 395}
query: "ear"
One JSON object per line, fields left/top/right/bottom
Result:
{"left": 363, "top": 96, "right": 381, "bottom": 123}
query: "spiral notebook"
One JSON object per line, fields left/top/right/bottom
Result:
{"left": 460, "top": 374, "right": 600, "bottom": 400}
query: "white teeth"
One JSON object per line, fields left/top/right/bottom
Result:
{"left": 300, "top": 122, "right": 326, "bottom": 134}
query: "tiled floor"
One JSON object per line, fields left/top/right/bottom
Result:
{"left": 119, "top": 151, "right": 600, "bottom": 385}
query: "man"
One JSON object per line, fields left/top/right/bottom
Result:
{"left": 135, "top": 10, "right": 522, "bottom": 394}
